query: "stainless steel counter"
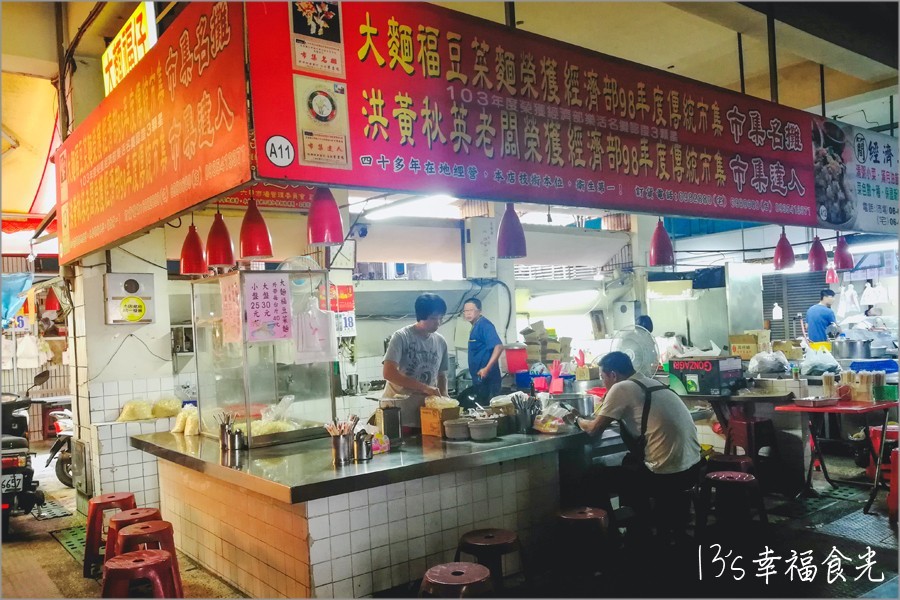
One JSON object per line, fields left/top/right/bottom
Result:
{"left": 131, "top": 430, "right": 587, "bottom": 504}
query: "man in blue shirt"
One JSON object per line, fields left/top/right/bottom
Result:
{"left": 463, "top": 298, "right": 503, "bottom": 397}
{"left": 806, "top": 289, "right": 838, "bottom": 342}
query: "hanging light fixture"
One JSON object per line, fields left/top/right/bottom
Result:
{"left": 833, "top": 234, "right": 854, "bottom": 271}
{"left": 497, "top": 202, "right": 527, "bottom": 259}
{"left": 648, "top": 218, "right": 674, "bottom": 266}
{"left": 807, "top": 236, "right": 827, "bottom": 272}
{"left": 773, "top": 226, "right": 795, "bottom": 271}
{"left": 206, "top": 204, "right": 235, "bottom": 267}
{"left": 180, "top": 214, "right": 208, "bottom": 275}
{"left": 825, "top": 264, "right": 839, "bottom": 284}
{"left": 307, "top": 187, "right": 344, "bottom": 246}
{"left": 239, "top": 192, "right": 273, "bottom": 259}
{"left": 44, "top": 288, "right": 61, "bottom": 311}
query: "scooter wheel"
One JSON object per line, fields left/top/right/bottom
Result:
{"left": 56, "top": 457, "right": 74, "bottom": 488}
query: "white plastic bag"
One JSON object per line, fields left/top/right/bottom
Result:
{"left": 748, "top": 351, "right": 789, "bottom": 376}
{"left": 800, "top": 348, "right": 840, "bottom": 376}
{"left": 295, "top": 305, "right": 338, "bottom": 364}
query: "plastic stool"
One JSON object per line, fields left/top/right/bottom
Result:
{"left": 707, "top": 453, "right": 754, "bottom": 474}
{"left": 418, "top": 562, "right": 493, "bottom": 598}
{"left": 696, "top": 471, "right": 767, "bottom": 534}
{"left": 725, "top": 417, "right": 778, "bottom": 462}
{"left": 557, "top": 507, "right": 610, "bottom": 573}
{"left": 84, "top": 492, "right": 137, "bottom": 577}
{"left": 454, "top": 528, "right": 526, "bottom": 592}
{"left": 105, "top": 508, "right": 162, "bottom": 564}
{"left": 115, "top": 521, "right": 183, "bottom": 597}
{"left": 888, "top": 448, "right": 898, "bottom": 526}
{"left": 101, "top": 550, "right": 182, "bottom": 598}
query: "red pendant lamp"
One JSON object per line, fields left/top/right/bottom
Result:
{"left": 44, "top": 288, "right": 61, "bottom": 311}
{"left": 497, "top": 202, "right": 527, "bottom": 259}
{"left": 648, "top": 218, "right": 674, "bottom": 266}
{"left": 833, "top": 234, "right": 854, "bottom": 270}
{"left": 180, "top": 214, "right": 208, "bottom": 275}
{"left": 206, "top": 205, "right": 235, "bottom": 267}
{"left": 773, "top": 227, "right": 795, "bottom": 271}
{"left": 307, "top": 187, "right": 344, "bottom": 246}
{"left": 240, "top": 193, "right": 273, "bottom": 259}
{"left": 825, "top": 265, "right": 839, "bottom": 284}
{"left": 807, "top": 236, "right": 827, "bottom": 272}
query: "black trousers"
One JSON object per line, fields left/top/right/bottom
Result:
{"left": 586, "top": 457, "right": 701, "bottom": 538}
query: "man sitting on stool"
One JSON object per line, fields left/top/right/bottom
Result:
{"left": 574, "top": 351, "right": 701, "bottom": 545}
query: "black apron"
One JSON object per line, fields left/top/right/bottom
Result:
{"left": 617, "top": 380, "right": 667, "bottom": 466}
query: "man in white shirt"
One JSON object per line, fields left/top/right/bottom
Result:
{"left": 575, "top": 351, "right": 700, "bottom": 544}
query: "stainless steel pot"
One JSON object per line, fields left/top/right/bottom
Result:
{"left": 831, "top": 338, "right": 871, "bottom": 359}
{"left": 552, "top": 393, "right": 596, "bottom": 417}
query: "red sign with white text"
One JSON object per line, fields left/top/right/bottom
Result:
{"left": 247, "top": 2, "right": 816, "bottom": 226}
{"left": 55, "top": 1, "right": 250, "bottom": 264}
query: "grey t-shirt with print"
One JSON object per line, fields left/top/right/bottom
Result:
{"left": 382, "top": 324, "right": 449, "bottom": 397}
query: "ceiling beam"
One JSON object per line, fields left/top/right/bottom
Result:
{"left": 741, "top": 2, "right": 898, "bottom": 69}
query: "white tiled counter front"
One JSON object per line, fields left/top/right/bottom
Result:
{"left": 137, "top": 432, "right": 580, "bottom": 598}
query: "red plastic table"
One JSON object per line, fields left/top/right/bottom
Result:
{"left": 775, "top": 401, "right": 897, "bottom": 513}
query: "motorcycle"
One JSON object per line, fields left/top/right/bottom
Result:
{"left": 45, "top": 408, "right": 74, "bottom": 488}
{"left": 2, "top": 370, "right": 49, "bottom": 537}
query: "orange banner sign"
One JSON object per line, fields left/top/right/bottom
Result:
{"left": 56, "top": 1, "right": 251, "bottom": 264}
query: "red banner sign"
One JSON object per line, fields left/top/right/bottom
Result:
{"left": 247, "top": 2, "right": 818, "bottom": 227}
{"left": 56, "top": 1, "right": 251, "bottom": 264}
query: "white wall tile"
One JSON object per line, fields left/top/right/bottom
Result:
{"left": 370, "top": 524, "right": 389, "bottom": 549}
{"left": 424, "top": 512, "right": 441, "bottom": 535}
{"left": 388, "top": 519, "right": 407, "bottom": 545}
{"left": 330, "top": 510, "right": 350, "bottom": 536}
{"left": 438, "top": 472, "right": 456, "bottom": 488}
{"left": 405, "top": 495, "right": 423, "bottom": 518}
{"left": 310, "top": 538, "right": 332, "bottom": 565}
{"left": 312, "top": 561, "right": 333, "bottom": 586}
{"left": 389, "top": 541, "right": 408, "bottom": 564}
{"left": 103, "top": 381, "right": 119, "bottom": 396}
{"left": 332, "top": 578, "right": 352, "bottom": 599}
{"left": 328, "top": 493, "right": 349, "bottom": 513}
{"left": 404, "top": 479, "right": 423, "bottom": 497}
{"left": 348, "top": 490, "right": 368, "bottom": 509}
{"left": 367, "top": 487, "right": 386, "bottom": 505}
{"left": 350, "top": 528, "right": 370, "bottom": 554}
{"left": 372, "top": 567, "right": 392, "bottom": 592}
{"left": 423, "top": 491, "right": 440, "bottom": 512}
{"left": 369, "top": 502, "right": 388, "bottom": 527}
{"left": 372, "top": 544, "right": 391, "bottom": 571}
{"left": 422, "top": 476, "right": 440, "bottom": 493}
{"left": 386, "top": 483, "right": 405, "bottom": 501}
{"left": 351, "top": 550, "right": 372, "bottom": 577}
{"left": 349, "top": 507, "right": 369, "bottom": 530}
{"left": 331, "top": 533, "right": 351, "bottom": 559}
{"left": 133, "top": 379, "right": 147, "bottom": 393}
{"left": 309, "top": 515, "right": 330, "bottom": 540}
{"left": 439, "top": 487, "right": 457, "bottom": 509}
{"left": 308, "top": 497, "right": 330, "bottom": 518}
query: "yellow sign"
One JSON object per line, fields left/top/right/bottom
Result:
{"left": 101, "top": 2, "right": 157, "bottom": 96}
{"left": 120, "top": 296, "right": 147, "bottom": 322}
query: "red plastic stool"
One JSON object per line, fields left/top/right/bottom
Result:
{"left": 105, "top": 508, "right": 162, "bottom": 564}
{"left": 418, "top": 562, "right": 493, "bottom": 598}
{"left": 557, "top": 507, "right": 610, "bottom": 574}
{"left": 115, "top": 521, "right": 183, "bottom": 597}
{"left": 454, "top": 528, "right": 526, "bottom": 592}
{"left": 725, "top": 417, "right": 778, "bottom": 461}
{"left": 707, "top": 453, "right": 755, "bottom": 474}
{"left": 888, "top": 448, "right": 898, "bottom": 526}
{"left": 84, "top": 493, "right": 137, "bottom": 577}
{"left": 696, "top": 471, "right": 768, "bottom": 534}
{"left": 101, "top": 550, "right": 182, "bottom": 598}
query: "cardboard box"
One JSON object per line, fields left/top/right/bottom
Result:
{"left": 544, "top": 340, "right": 562, "bottom": 352}
{"left": 773, "top": 340, "right": 803, "bottom": 361}
{"left": 669, "top": 356, "right": 743, "bottom": 396}
{"left": 420, "top": 407, "right": 461, "bottom": 437}
{"left": 728, "top": 334, "right": 759, "bottom": 360}
{"left": 520, "top": 321, "right": 547, "bottom": 342}
{"left": 575, "top": 365, "right": 600, "bottom": 381}
{"left": 744, "top": 329, "right": 771, "bottom": 347}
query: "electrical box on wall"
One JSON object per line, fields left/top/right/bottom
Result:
{"left": 463, "top": 217, "right": 497, "bottom": 279}
{"left": 612, "top": 301, "right": 642, "bottom": 332}
{"left": 104, "top": 273, "right": 155, "bottom": 324}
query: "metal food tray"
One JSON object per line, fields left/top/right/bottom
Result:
{"left": 794, "top": 397, "right": 839, "bottom": 408}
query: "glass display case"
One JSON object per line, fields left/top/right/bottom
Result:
{"left": 191, "top": 270, "right": 336, "bottom": 448}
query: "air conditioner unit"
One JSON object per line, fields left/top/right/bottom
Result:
{"left": 463, "top": 217, "right": 497, "bottom": 279}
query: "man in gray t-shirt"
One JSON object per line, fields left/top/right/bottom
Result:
{"left": 383, "top": 294, "right": 450, "bottom": 427}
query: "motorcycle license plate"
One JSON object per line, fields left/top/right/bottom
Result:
{"left": 1, "top": 473, "right": 24, "bottom": 493}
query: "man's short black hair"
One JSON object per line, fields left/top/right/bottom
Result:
{"left": 415, "top": 293, "right": 447, "bottom": 321}
{"left": 599, "top": 351, "right": 636, "bottom": 378}
{"left": 821, "top": 289, "right": 836, "bottom": 300}
{"left": 463, "top": 298, "right": 482, "bottom": 310}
